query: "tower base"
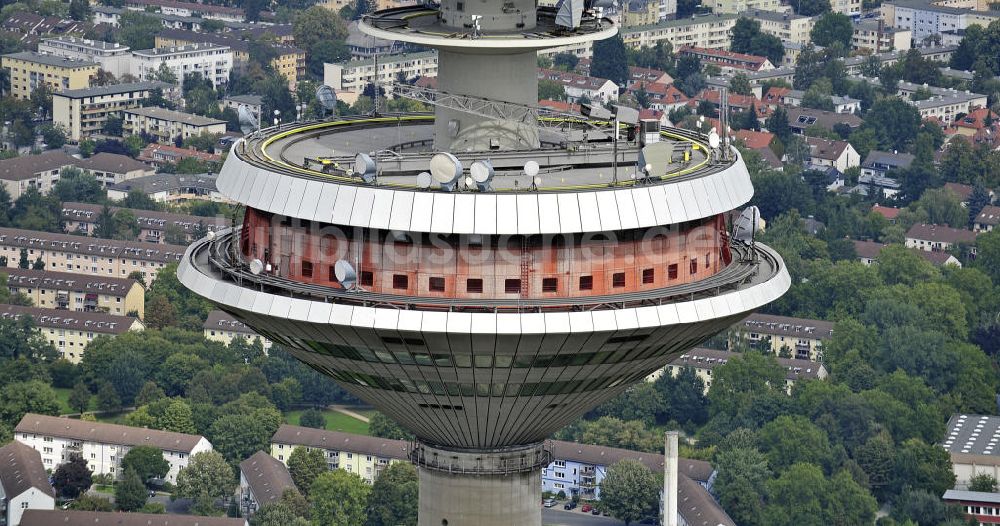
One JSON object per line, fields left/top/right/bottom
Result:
{"left": 412, "top": 442, "right": 549, "bottom": 526}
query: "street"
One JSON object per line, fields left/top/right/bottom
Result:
{"left": 542, "top": 506, "right": 626, "bottom": 526}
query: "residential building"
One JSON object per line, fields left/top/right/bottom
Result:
{"left": 131, "top": 43, "right": 233, "bottom": 89}
{"left": 842, "top": 45, "right": 956, "bottom": 75}
{"left": 951, "top": 107, "right": 999, "bottom": 137}
{"left": 657, "top": 347, "right": 828, "bottom": 393}
{"left": 154, "top": 30, "right": 304, "bottom": 88}
{"left": 15, "top": 414, "right": 212, "bottom": 482}
{"left": 746, "top": 10, "right": 815, "bottom": 45}
{"left": 537, "top": 69, "right": 618, "bottom": 103}
{"left": 734, "top": 130, "right": 775, "bottom": 150}
{"left": 942, "top": 490, "right": 1000, "bottom": 526}
{"left": 123, "top": 107, "right": 227, "bottom": 144}
{"left": 621, "top": 14, "right": 738, "bottom": 50}
{"left": 37, "top": 37, "right": 131, "bottom": 77}
{"left": 52, "top": 81, "right": 175, "bottom": 142}
{"left": 851, "top": 20, "right": 911, "bottom": 53}
{"left": 123, "top": 0, "right": 246, "bottom": 22}
{"left": 221, "top": 94, "right": 263, "bottom": 116}
{"left": 785, "top": 107, "right": 863, "bottom": 134}
{"left": 0, "top": 442, "right": 54, "bottom": 526}
{"left": 629, "top": 66, "right": 673, "bottom": 86}
{"left": 61, "top": 201, "right": 225, "bottom": 244}
{"left": 861, "top": 150, "right": 914, "bottom": 179}
{"left": 137, "top": 143, "right": 222, "bottom": 168}
{"left": 804, "top": 136, "right": 860, "bottom": 172}
{"left": 678, "top": 46, "right": 774, "bottom": 74}
{"left": 943, "top": 414, "right": 1000, "bottom": 488}
{"left": 745, "top": 66, "right": 796, "bottom": 89}
{"left": 909, "top": 91, "right": 988, "bottom": 124}
{"left": 624, "top": 0, "right": 660, "bottom": 27}
{"left": 708, "top": 0, "right": 781, "bottom": 14}
{"left": 731, "top": 313, "right": 834, "bottom": 361}
{"left": 75, "top": 153, "right": 156, "bottom": 186}
{"left": 323, "top": 51, "right": 438, "bottom": 94}
{"left": 782, "top": 89, "right": 861, "bottom": 114}
{"left": 882, "top": 0, "right": 1000, "bottom": 43}
{"left": 204, "top": 310, "right": 272, "bottom": 350}
{"left": 4, "top": 267, "right": 145, "bottom": 317}
{"left": 0, "top": 151, "right": 77, "bottom": 200}
{"left": 780, "top": 41, "right": 810, "bottom": 68}
{"left": 943, "top": 181, "right": 980, "bottom": 204}
{"left": 21, "top": 511, "right": 247, "bottom": 526}
{"left": 906, "top": 223, "right": 978, "bottom": 254}
{"left": 106, "top": 173, "right": 223, "bottom": 203}
{"left": 855, "top": 173, "right": 902, "bottom": 198}
{"left": 0, "top": 226, "right": 186, "bottom": 283}
{"left": 345, "top": 20, "right": 396, "bottom": 59}
{"left": 871, "top": 204, "right": 902, "bottom": 222}
{"left": 625, "top": 82, "right": 688, "bottom": 111}
{"left": 270, "top": 424, "right": 409, "bottom": 484}
{"left": 1, "top": 52, "right": 98, "bottom": 100}
{"left": 830, "top": 0, "right": 863, "bottom": 17}
{"left": 974, "top": 205, "right": 1000, "bottom": 232}
{"left": 853, "top": 239, "right": 962, "bottom": 266}
{"left": 238, "top": 451, "right": 294, "bottom": 518}
{"left": 0, "top": 305, "right": 143, "bottom": 362}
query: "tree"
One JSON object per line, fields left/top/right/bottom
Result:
{"left": 17, "top": 249, "right": 28, "bottom": 269}
{"left": 287, "top": 447, "right": 327, "bottom": 496}
{"left": 251, "top": 502, "right": 310, "bottom": 526}
{"left": 591, "top": 34, "right": 629, "bottom": 87}
{"left": 369, "top": 412, "right": 412, "bottom": 440}
{"left": 53, "top": 453, "right": 93, "bottom": 498}
{"left": 976, "top": 230, "right": 1000, "bottom": 284}
{"left": 145, "top": 295, "right": 177, "bottom": 330}
{"left": 731, "top": 18, "right": 761, "bottom": 55}
{"left": 599, "top": 459, "right": 660, "bottom": 525}
{"left": 31, "top": 256, "right": 44, "bottom": 270}
{"left": 365, "top": 462, "right": 417, "bottom": 526}
{"left": 892, "top": 438, "right": 957, "bottom": 497}
{"left": 69, "top": 381, "right": 91, "bottom": 414}
{"left": 39, "top": 124, "right": 66, "bottom": 149}
{"left": 810, "top": 13, "right": 854, "bottom": 48}
{"left": 103, "top": 115, "right": 123, "bottom": 136}
{"left": 763, "top": 464, "right": 876, "bottom": 526}
{"left": 969, "top": 473, "right": 998, "bottom": 493}
{"left": 293, "top": 7, "right": 348, "bottom": 67}
{"left": 794, "top": 0, "right": 831, "bottom": 15}
{"left": 309, "top": 470, "right": 370, "bottom": 526}
{"left": 71, "top": 495, "right": 114, "bottom": 511}
{"left": 765, "top": 106, "right": 791, "bottom": 143}
{"left": 0, "top": 380, "right": 60, "bottom": 428}
{"left": 116, "top": 11, "right": 162, "bottom": 50}
{"left": 713, "top": 446, "right": 770, "bottom": 525}
{"left": 176, "top": 451, "right": 235, "bottom": 512}
{"left": 96, "top": 381, "right": 122, "bottom": 412}
{"left": 299, "top": 408, "right": 326, "bottom": 429}
{"left": 115, "top": 468, "right": 148, "bottom": 511}
{"left": 538, "top": 79, "right": 567, "bottom": 101}
{"left": 121, "top": 446, "right": 170, "bottom": 483}
{"left": 69, "top": 0, "right": 90, "bottom": 20}
{"left": 153, "top": 63, "right": 177, "bottom": 85}
{"left": 160, "top": 399, "right": 197, "bottom": 434}
{"left": 863, "top": 97, "right": 922, "bottom": 152}
{"left": 756, "top": 415, "right": 833, "bottom": 472}
{"left": 135, "top": 381, "right": 165, "bottom": 406}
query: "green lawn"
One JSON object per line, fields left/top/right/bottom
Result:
{"left": 284, "top": 409, "right": 369, "bottom": 435}
{"left": 53, "top": 387, "right": 74, "bottom": 414}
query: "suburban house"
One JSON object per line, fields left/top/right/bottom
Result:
{"left": 106, "top": 173, "right": 224, "bottom": 203}
{"left": 974, "top": 205, "right": 1000, "bottom": 232}
{"left": 656, "top": 348, "right": 827, "bottom": 394}
{"left": 785, "top": 107, "right": 863, "bottom": 135}
{"left": 871, "top": 204, "right": 902, "bottom": 223}
{"left": 4, "top": 267, "right": 145, "bottom": 317}
{"left": 905, "top": 223, "right": 978, "bottom": 255}
{"left": 860, "top": 150, "right": 914, "bottom": 179}
{"left": 0, "top": 151, "right": 78, "bottom": 200}
{"left": 204, "top": 310, "right": 272, "bottom": 350}
{"left": 730, "top": 313, "right": 834, "bottom": 361}
{"left": 15, "top": 414, "right": 213, "bottom": 483}
{"left": 73, "top": 153, "right": 156, "bottom": 187}
{"left": 238, "top": 451, "right": 294, "bottom": 518}
{"left": 852, "top": 240, "right": 962, "bottom": 267}
{"left": 537, "top": 69, "right": 619, "bottom": 103}
{"left": 0, "top": 442, "right": 54, "bottom": 526}
{"left": 804, "top": 136, "right": 860, "bottom": 172}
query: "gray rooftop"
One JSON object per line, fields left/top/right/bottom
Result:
{"left": 224, "top": 94, "right": 263, "bottom": 106}
{"left": 41, "top": 36, "right": 129, "bottom": 51}
{"left": 943, "top": 489, "right": 1000, "bottom": 504}
{"left": 744, "top": 9, "right": 811, "bottom": 22}
{"left": 107, "top": 172, "right": 218, "bottom": 194}
{"left": 124, "top": 106, "right": 226, "bottom": 127}
{"left": 622, "top": 12, "right": 738, "bottom": 32}
{"left": 943, "top": 414, "right": 1000, "bottom": 456}
{"left": 339, "top": 50, "right": 438, "bottom": 69}
{"left": 0, "top": 441, "right": 54, "bottom": 500}
{"left": 1, "top": 51, "right": 96, "bottom": 68}
{"left": 131, "top": 43, "right": 229, "bottom": 56}
{"left": 56, "top": 81, "right": 172, "bottom": 99}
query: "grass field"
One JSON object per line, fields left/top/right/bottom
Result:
{"left": 284, "top": 409, "right": 370, "bottom": 435}
{"left": 53, "top": 387, "right": 74, "bottom": 414}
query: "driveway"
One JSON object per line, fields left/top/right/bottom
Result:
{"left": 543, "top": 506, "right": 626, "bottom": 526}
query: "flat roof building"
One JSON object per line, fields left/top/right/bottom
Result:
{"left": 622, "top": 14, "right": 738, "bottom": 50}
{"left": 52, "top": 81, "right": 174, "bottom": 142}
{"left": 0, "top": 441, "right": 55, "bottom": 526}
{"left": 4, "top": 266, "right": 145, "bottom": 318}
{"left": 154, "top": 29, "right": 304, "bottom": 89}
{"left": 37, "top": 37, "right": 131, "bottom": 78}
{"left": 942, "top": 489, "right": 1000, "bottom": 525}
{"left": 123, "top": 107, "right": 227, "bottom": 145}
{"left": 944, "top": 414, "right": 1000, "bottom": 488}
{"left": 131, "top": 43, "right": 233, "bottom": 89}
{"left": 106, "top": 172, "right": 223, "bottom": 203}
{"left": 744, "top": 10, "right": 816, "bottom": 45}
{"left": 323, "top": 51, "right": 438, "bottom": 94}
{"left": 0, "top": 52, "right": 98, "bottom": 100}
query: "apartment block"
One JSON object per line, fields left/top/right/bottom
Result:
{"left": 15, "top": 414, "right": 212, "bottom": 483}
{"left": 708, "top": 0, "right": 781, "bottom": 13}
{"left": 0, "top": 441, "right": 54, "bottom": 526}
{"left": 1, "top": 52, "right": 98, "bottom": 100}
{"left": 138, "top": 143, "right": 223, "bottom": 168}
{"left": 123, "top": 107, "right": 227, "bottom": 144}
{"left": 131, "top": 43, "right": 233, "bottom": 88}
{"left": 52, "top": 81, "right": 174, "bottom": 142}
{"left": 154, "top": 29, "right": 305, "bottom": 88}
{"left": 730, "top": 313, "right": 834, "bottom": 361}
{"left": 657, "top": 347, "right": 828, "bottom": 393}
{"left": 106, "top": 173, "right": 223, "bottom": 203}
{"left": 4, "top": 267, "right": 145, "bottom": 317}
{"left": 270, "top": 425, "right": 409, "bottom": 484}
{"left": 324, "top": 51, "right": 438, "bottom": 94}
{"left": 37, "top": 37, "right": 132, "bottom": 78}
{"left": 909, "top": 91, "right": 987, "bottom": 124}
{"left": 852, "top": 20, "right": 911, "bottom": 52}
{"left": 0, "top": 151, "right": 77, "bottom": 201}
{"left": 238, "top": 451, "right": 294, "bottom": 518}
{"left": 745, "top": 10, "right": 815, "bottom": 45}
{"left": 621, "top": 14, "right": 738, "bottom": 51}
{"left": 61, "top": 201, "right": 225, "bottom": 245}
{"left": 830, "top": 0, "right": 863, "bottom": 16}
{"left": 204, "top": 310, "right": 272, "bottom": 350}
{"left": 0, "top": 227, "right": 186, "bottom": 283}
{"left": 0, "top": 305, "right": 142, "bottom": 362}
{"left": 882, "top": 0, "right": 1000, "bottom": 43}
{"left": 678, "top": 46, "right": 774, "bottom": 73}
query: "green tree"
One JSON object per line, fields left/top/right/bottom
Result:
{"left": 207, "top": 397, "right": 281, "bottom": 464}
{"left": 756, "top": 415, "right": 833, "bottom": 472}
{"left": 121, "top": 446, "right": 170, "bottom": 483}
{"left": 0, "top": 380, "right": 60, "bottom": 428}
{"left": 365, "top": 462, "right": 418, "bottom": 526}
{"left": 369, "top": 412, "right": 412, "bottom": 440}
{"left": 160, "top": 399, "right": 197, "bottom": 434}
{"left": 287, "top": 447, "right": 328, "bottom": 496}
{"left": 135, "top": 381, "right": 165, "bottom": 406}
{"left": 298, "top": 408, "right": 326, "bottom": 429}
{"left": 309, "top": 470, "right": 370, "bottom": 526}
{"left": 863, "top": 97, "right": 922, "bottom": 152}
{"left": 591, "top": 34, "right": 629, "bottom": 87}
{"left": 153, "top": 63, "right": 178, "bottom": 84}
{"left": 251, "top": 502, "right": 310, "bottom": 526}
{"left": 39, "top": 124, "right": 66, "bottom": 148}
{"left": 69, "top": 0, "right": 90, "bottom": 20}
{"left": 713, "top": 447, "right": 770, "bottom": 526}
{"left": 794, "top": 0, "right": 831, "bottom": 15}
{"left": 854, "top": 433, "right": 896, "bottom": 501}
{"left": 293, "top": 7, "right": 348, "bottom": 66}
{"left": 176, "top": 451, "right": 235, "bottom": 512}
{"left": 538, "top": 79, "right": 567, "bottom": 101}
{"left": 810, "top": 12, "right": 854, "bottom": 48}
{"left": 115, "top": 468, "right": 148, "bottom": 511}
{"left": 763, "top": 464, "right": 876, "bottom": 526}
{"left": 53, "top": 453, "right": 93, "bottom": 498}
{"left": 969, "top": 473, "right": 998, "bottom": 493}
{"left": 71, "top": 495, "right": 114, "bottom": 511}
{"left": 976, "top": 230, "right": 1000, "bottom": 284}
{"left": 599, "top": 459, "right": 660, "bottom": 525}
{"left": 96, "top": 381, "right": 122, "bottom": 412}
{"left": 69, "top": 381, "right": 91, "bottom": 414}
{"left": 892, "top": 438, "right": 957, "bottom": 497}
{"left": 116, "top": 11, "right": 161, "bottom": 50}
{"left": 765, "top": 106, "right": 791, "bottom": 143}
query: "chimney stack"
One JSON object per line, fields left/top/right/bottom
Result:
{"left": 664, "top": 431, "right": 679, "bottom": 526}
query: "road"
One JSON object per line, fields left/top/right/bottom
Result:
{"left": 543, "top": 507, "right": 626, "bottom": 526}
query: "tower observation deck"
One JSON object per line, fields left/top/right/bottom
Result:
{"left": 178, "top": 2, "right": 789, "bottom": 524}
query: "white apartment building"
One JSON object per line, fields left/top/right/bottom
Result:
{"left": 656, "top": 348, "right": 828, "bottom": 394}
{"left": 622, "top": 14, "right": 738, "bottom": 50}
{"left": 131, "top": 43, "right": 232, "bottom": 88}
{"left": 52, "top": 81, "right": 174, "bottom": 142}
{"left": 831, "top": 0, "right": 863, "bottom": 16}
{"left": 123, "top": 107, "right": 227, "bottom": 144}
{"left": 0, "top": 442, "right": 54, "bottom": 526}
{"left": 851, "top": 20, "right": 911, "bottom": 52}
{"left": 38, "top": 37, "right": 132, "bottom": 78}
{"left": 882, "top": 0, "right": 1000, "bottom": 43}
{"left": 909, "top": 90, "right": 987, "bottom": 124}
{"left": 709, "top": 0, "right": 781, "bottom": 13}
{"left": 324, "top": 51, "right": 438, "bottom": 94}
{"left": 0, "top": 305, "right": 144, "bottom": 363}
{"left": 15, "top": 414, "right": 212, "bottom": 483}
{"left": 746, "top": 10, "right": 815, "bottom": 45}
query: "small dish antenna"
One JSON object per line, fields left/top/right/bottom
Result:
{"left": 470, "top": 160, "right": 495, "bottom": 191}
{"left": 430, "top": 152, "right": 463, "bottom": 191}
{"left": 249, "top": 259, "right": 264, "bottom": 275}
{"left": 416, "top": 171, "right": 432, "bottom": 190}
{"left": 205, "top": 230, "right": 216, "bottom": 241}
{"left": 708, "top": 131, "right": 721, "bottom": 149}
{"left": 354, "top": 153, "right": 377, "bottom": 184}
{"left": 334, "top": 259, "right": 358, "bottom": 289}
{"left": 464, "top": 176, "right": 475, "bottom": 189}
{"left": 316, "top": 85, "right": 338, "bottom": 117}
{"left": 732, "top": 206, "right": 761, "bottom": 246}
{"left": 524, "top": 161, "right": 540, "bottom": 177}
{"left": 238, "top": 104, "right": 259, "bottom": 136}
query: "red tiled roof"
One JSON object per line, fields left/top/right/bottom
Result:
{"left": 539, "top": 99, "right": 581, "bottom": 113}
{"left": 538, "top": 68, "right": 614, "bottom": 90}
{"left": 954, "top": 108, "right": 998, "bottom": 131}
{"left": 944, "top": 182, "right": 974, "bottom": 201}
{"left": 734, "top": 130, "right": 774, "bottom": 150}
{"left": 871, "top": 204, "right": 901, "bottom": 220}
{"left": 679, "top": 46, "right": 768, "bottom": 66}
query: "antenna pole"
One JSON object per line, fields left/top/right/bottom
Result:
{"left": 612, "top": 113, "right": 619, "bottom": 185}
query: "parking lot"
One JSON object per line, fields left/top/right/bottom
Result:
{"left": 542, "top": 505, "right": 626, "bottom": 526}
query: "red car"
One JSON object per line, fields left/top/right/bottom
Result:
{"left": 581, "top": 504, "right": 592, "bottom": 513}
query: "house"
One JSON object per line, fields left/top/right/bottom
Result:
{"left": 137, "top": 143, "right": 222, "bottom": 168}
{"left": 656, "top": 348, "right": 828, "bottom": 394}
{"left": 855, "top": 173, "right": 903, "bottom": 199}
{"left": 74, "top": 153, "right": 156, "bottom": 187}
{"left": 123, "top": 107, "right": 227, "bottom": 145}
{"left": 943, "top": 182, "right": 976, "bottom": 204}
{"left": 0, "top": 442, "right": 54, "bottom": 526}
{"left": 626, "top": 82, "right": 689, "bottom": 111}
{"left": 15, "top": 414, "right": 212, "bottom": 482}
{"left": 781, "top": 90, "right": 861, "bottom": 114}
{"left": 952, "top": 107, "right": 999, "bottom": 137}
{"left": 204, "top": 310, "right": 272, "bottom": 350}
{"left": 804, "top": 164, "right": 845, "bottom": 192}
{"left": 943, "top": 414, "right": 1000, "bottom": 489}
{"left": 4, "top": 267, "right": 145, "bottom": 317}
{"left": 785, "top": 107, "right": 863, "bottom": 135}
{"left": 852, "top": 239, "right": 961, "bottom": 267}
{"left": 629, "top": 66, "right": 673, "bottom": 86}
{"left": 0, "top": 305, "right": 143, "bottom": 362}
{"left": 0, "top": 151, "right": 78, "bottom": 200}
{"left": 942, "top": 490, "right": 1000, "bottom": 526}
{"left": 861, "top": 150, "right": 914, "bottom": 179}
{"left": 61, "top": 201, "right": 225, "bottom": 244}
{"left": 731, "top": 313, "right": 834, "bottom": 361}
{"left": 804, "top": 136, "right": 860, "bottom": 172}
{"left": 106, "top": 173, "right": 223, "bottom": 203}
{"left": 734, "top": 130, "right": 774, "bottom": 150}
{"left": 974, "top": 205, "right": 1000, "bottom": 232}
{"left": 20, "top": 511, "right": 247, "bottom": 526}
{"left": 221, "top": 94, "right": 263, "bottom": 117}
{"left": 905, "top": 223, "right": 978, "bottom": 254}
{"left": 239, "top": 451, "right": 294, "bottom": 518}
{"left": 871, "top": 204, "right": 902, "bottom": 223}
{"left": 677, "top": 46, "right": 774, "bottom": 74}
{"left": 270, "top": 424, "right": 410, "bottom": 484}
{"left": 537, "top": 69, "right": 618, "bottom": 103}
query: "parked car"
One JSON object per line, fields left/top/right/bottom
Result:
{"left": 581, "top": 504, "right": 592, "bottom": 513}
{"left": 564, "top": 501, "right": 577, "bottom": 510}
{"left": 543, "top": 498, "right": 556, "bottom": 508}
{"left": 592, "top": 508, "right": 601, "bottom": 515}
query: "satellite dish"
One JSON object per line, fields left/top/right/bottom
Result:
{"left": 643, "top": 163, "right": 652, "bottom": 174}
{"left": 430, "top": 152, "right": 463, "bottom": 191}
{"left": 732, "top": 206, "right": 761, "bottom": 245}
{"left": 205, "top": 230, "right": 216, "bottom": 241}
{"left": 524, "top": 161, "right": 540, "bottom": 178}
{"left": 238, "top": 104, "right": 258, "bottom": 136}
{"left": 354, "top": 153, "right": 377, "bottom": 184}
{"left": 708, "top": 131, "right": 721, "bottom": 149}
{"left": 316, "top": 85, "right": 338, "bottom": 116}
{"left": 555, "top": 0, "right": 584, "bottom": 28}
{"left": 464, "top": 176, "right": 475, "bottom": 189}
{"left": 416, "top": 172, "right": 432, "bottom": 189}
{"left": 533, "top": 175, "right": 542, "bottom": 187}
{"left": 249, "top": 259, "right": 264, "bottom": 275}
{"left": 470, "top": 160, "right": 494, "bottom": 191}
{"left": 334, "top": 260, "right": 357, "bottom": 289}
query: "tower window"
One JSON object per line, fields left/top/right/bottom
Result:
{"left": 542, "top": 278, "right": 558, "bottom": 293}
{"left": 301, "top": 260, "right": 313, "bottom": 278}
{"left": 429, "top": 277, "right": 445, "bottom": 292}
{"left": 393, "top": 274, "right": 409, "bottom": 289}
{"left": 690, "top": 259, "right": 698, "bottom": 274}
{"left": 579, "top": 275, "right": 593, "bottom": 290}
{"left": 612, "top": 272, "right": 625, "bottom": 288}
{"left": 467, "top": 278, "right": 483, "bottom": 293}
{"left": 668, "top": 264, "right": 678, "bottom": 279}
{"left": 504, "top": 279, "right": 521, "bottom": 294}
{"left": 642, "top": 268, "right": 654, "bottom": 284}
{"left": 361, "top": 271, "right": 374, "bottom": 286}
{"left": 328, "top": 265, "right": 336, "bottom": 281}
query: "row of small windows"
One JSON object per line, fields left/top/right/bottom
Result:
{"left": 297, "top": 258, "right": 710, "bottom": 293}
